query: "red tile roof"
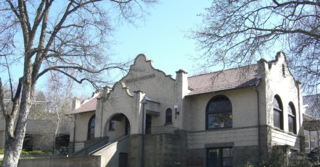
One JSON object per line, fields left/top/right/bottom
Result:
{"left": 68, "top": 96, "right": 100, "bottom": 115}
{"left": 187, "top": 64, "right": 260, "bottom": 96}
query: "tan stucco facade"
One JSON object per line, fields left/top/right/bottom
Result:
{"left": 70, "top": 52, "right": 305, "bottom": 167}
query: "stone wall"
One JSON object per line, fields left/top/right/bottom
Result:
{"left": 19, "top": 156, "right": 103, "bottom": 167}
{"left": 129, "top": 130, "right": 187, "bottom": 167}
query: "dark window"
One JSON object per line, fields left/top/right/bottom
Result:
{"left": 166, "top": 108, "right": 172, "bottom": 123}
{"left": 273, "top": 95, "right": 283, "bottom": 130}
{"left": 282, "top": 64, "right": 285, "bottom": 76}
{"left": 87, "top": 115, "right": 95, "bottom": 140}
{"left": 206, "top": 95, "right": 232, "bottom": 129}
{"left": 109, "top": 119, "right": 115, "bottom": 130}
{"left": 288, "top": 102, "right": 296, "bottom": 134}
{"left": 207, "top": 148, "right": 233, "bottom": 167}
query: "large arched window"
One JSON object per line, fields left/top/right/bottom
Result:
{"left": 166, "top": 108, "right": 172, "bottom": 124}
{"left": 87, "top": 115, "right": 95, "bottom": 140}
{"left": 288, "top": 102, "right": 296, "bottom": 134}
{"left": 273, "top": 95, "right": 283, "bottom": 130}
{"left": 206, "top": 95, "right": 232, "bottom": 129}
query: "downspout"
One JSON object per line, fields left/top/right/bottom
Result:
{"left": 297, "top": 82, "right": 302, "bottom": 150}
{"left": 100, "top": 99, "right": 104, "bottom": 137}
{"left": 252, "top": 86, "right": 261, "bottom": 163}
{"left": 73, "top": 114, "right": 77, "bottom": 153}
{"left": 141, "top": 101, "right": 147, "bottom": 167}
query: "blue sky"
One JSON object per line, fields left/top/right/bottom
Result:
{"left": 64, "top": 0, "right": 214, "bottom": 95}
{"left": 3, "top": 0, "right": 280, "bottom": 97}
{"left": 111, "top": 0, "right": 212, "bottom": 77}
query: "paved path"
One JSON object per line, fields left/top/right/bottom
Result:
{"left": 0, "top": 154, "right": 3, "bottom": 158}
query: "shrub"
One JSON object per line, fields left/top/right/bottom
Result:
{"left": 259, "top": 147, "right": 312, "bottom": 167}
{"left": 0, "top": 149, "right": 4, "bottom": 154}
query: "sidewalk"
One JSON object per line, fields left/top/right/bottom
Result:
{"left": 0, "top": 154, "right": 3, "bottom": 158}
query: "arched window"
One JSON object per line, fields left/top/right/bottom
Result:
{"left": 166, "top": 108, "right": 172, "bottom": 123}
{"left": 87, "top": 115, "right": 95, "bottom": 140}
{"left": 288, "top": 102, "right": 296, "bottom": 134}
{"left": 109, "top": 120, "right": 115, "bottom": 130}
{"left": 273, "top": 95, "right": 283, "bottom": 130}
{"left": 206, "top": 95, "right": 232, "bottom": 129}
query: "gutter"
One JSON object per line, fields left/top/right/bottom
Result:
{"left": 251, "top": 86, "right": 261, "bottom": 163}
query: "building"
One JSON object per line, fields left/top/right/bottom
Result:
{"left": 68, "top": 52, "right": 304, "bottom": 167}
{"left": 0, "top": 119, "right": 70, "bottom": 152}
{"left": 302, "top": 94, "right": 320, "bottom": 153}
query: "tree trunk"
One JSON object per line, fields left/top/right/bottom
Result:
{"left": 2, "top": 58, "right": 33, "bottom": 167}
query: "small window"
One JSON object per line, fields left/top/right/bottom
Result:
{"left": 207, "top": 147, "right": 233, "bottom": 167}
{"left": 87, "top": 115, "right": 95, "bottom": 140}
{"left": 109, "top": 119, "right": 115, "bottom": 130}
{"left": 288, "top": 102, "right": 296, "bottom": 134}
{"left": 282, "top": 64, "right": 285, "bottom": 76}
{"left": 166, "top": 108, "right": 172, "bottom": 123}
{"left": 273, "top": 95, "right": 283, "bottom": 130}
{"left": 206, "top": 95, "right": 232, "bottom": 129}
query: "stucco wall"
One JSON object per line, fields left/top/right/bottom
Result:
{"left": 187, "top": 88, "right": 258, "bottom": 131}
{"left": 271, "top": 128, "right": 300, "bottom": 150}
{"left": 93, "top": 136, "right": 129, "bottom": 167}
{"left": 260, "top": 52, "right": 303, "bottom": 149}
{"left": 96, "top": 55, "right": 188, "bottom": 139}
{"left": 188, "top": 127, "right": 258, "bottom": 149}
{"left": 72, "top": 111, "right": 95, "bottom": 152}
{"left": 107, "top": 116, "right": 126, "bottom": 142}
{"left": 74, "top": 111, "right": 95, "bottom": 142}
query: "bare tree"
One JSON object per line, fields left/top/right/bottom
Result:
{"left": 46, "top": 71, "right": 74, "bottom": 156}
{"left": 0, "top": 0, "right": 157, "bottom": 166}
{"left": 189, "top": 0, "right": 320, "bottom": 94}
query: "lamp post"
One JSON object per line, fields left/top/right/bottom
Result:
{"left": 174, "top": 105, "right": 179, "bottom": 119}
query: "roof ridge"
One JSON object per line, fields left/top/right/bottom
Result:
{"left": 188, "top": 64, "right": 257, "bottom": 79}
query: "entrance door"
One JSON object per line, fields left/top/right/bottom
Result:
{"left": 125, "top": 117, "right": 130, "bottom": 135}
{"left": 146, "top": 114, "right": 151, "bottom": 134}
{"left": 119, "top": 152, "right": 128, "bottom": 167}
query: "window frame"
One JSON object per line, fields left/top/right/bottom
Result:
{"left": 206, "top": 95, "right": 233, "bottom": 130}
{"left": 273, "top": 95, "right": 283, "bottom": 130}
{"left": 87, "top": 114, "right": 95, "bottom": 140}
{"left": 288, "top": 102, "right": 296, "bottom": 134}
{"left": 207, "top": 147, "right": 233, "bottom": 167}
{"left": 165, "top": 108, "right": 172, "bottom": 124}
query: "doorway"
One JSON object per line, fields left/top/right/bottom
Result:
{"left": 125, "top": 117, "right": 130, "bottom": 135}
{"left": 146, "top": 114, "right": 151, "bottom": 134}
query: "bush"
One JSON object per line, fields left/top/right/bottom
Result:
{"left": 259, "top": 147, "right": 312, "bottom": 167}
{"left": 0, "top": 149, "right": 4, "bottom": 154}
{"left": 21, "top": 149, "right": 52, "bottom": 156}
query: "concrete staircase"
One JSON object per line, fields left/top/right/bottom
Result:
{"left": 71, "top": 136, "right": 109, "bottom": 156}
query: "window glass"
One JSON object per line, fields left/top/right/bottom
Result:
{"left": 209, "top": 148, "right": 219, "bottom": 158}
{"left": 208, "top": 148, "right": 233, "bottom": 167}
{"left": 206, "top": 95, "right": 232, "bottom": 130}
{"left": 288, "top": 105, "right": 294, "bottom": 115}
{"left": 273, "top": 96, "right": 283, "bottom": 130}
{"left": 87, "top": 115, "right": 95, "bottom": 140}
{"left": 288, "top": 116, "right": 294, "bottom": 133}
{"left": 288, "top": 103, "right": 296, "bottom": 134}
{"left": 273, "top": 110, "right": 281, "bottom": 129}
{"left": 109, "top": 120, "right": 115, "bottom": 130}
{"left": 208, "top": 113, "right": 232, "bottom": 129}
{"left": 166, "top": 109, "right": 172, "bottom": 123}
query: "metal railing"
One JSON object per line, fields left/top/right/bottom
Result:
{"left": 151, "top": 126, "right": 179, "bottom": 135}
